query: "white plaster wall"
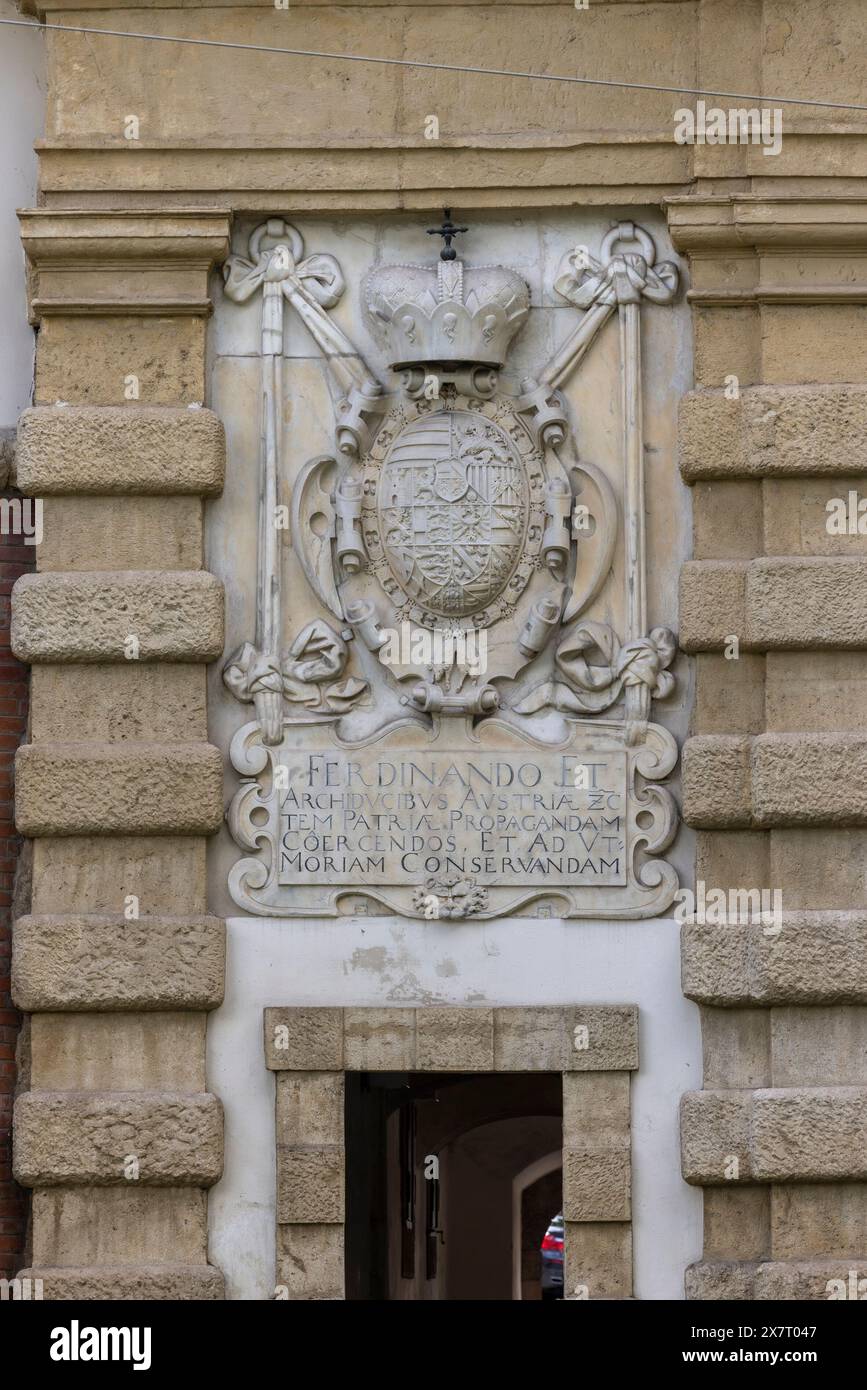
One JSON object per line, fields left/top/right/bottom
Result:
{"left": 0, "top": 1, "right": 44, "bottom": 430}
{"left": 207, "top": 916, "right": 703, "bottom": 1300}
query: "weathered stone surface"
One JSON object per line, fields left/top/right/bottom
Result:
{"left": 31, "top": 665, "right": 207, "bottom": 744}
{"left": 276, "top": 1147, "right": 344, "bottom": 1224}
{"left": 680, "top": 1089, "right": 753, "bottom": 1185}
{"left": 343, "top": 1007, "right": 416, "bottom": 1071}
{"left": 703, "top": 1186, "right": 770, "bottom": 1262}
{"left": 264, "top": 1008, "right": 343, "bottom": 1071}
{"left": 682, "top": 913, "right": 867, "bottom": 1006}
{"left": 13, "top": 914, "right": 225, "bottom": 1011}
{"left": 563, "top": 1149, "right": 631, "bottom": 1222}
{"left": 276, "top": 1224, "right": 344, "bottom": 1300}
{"left": 682, "top": 1087, "right": 867, "bottom": 1185}
{"left": 13, "top": 1091, "right": 223, "bottom": 1187}
{"left": 686, "top": 1259, "right": 867, "bottom": 1301}
{"left": 16, "top": 1265, "right": 225, "bottom": 1301}
{"left": 681, "top": 558, "right": 867, "bottom": 651}
{"left": 752, "top": 1089, "right": 867, "bottom": 1182}
{"left": 31, "top": 1187, "right": 209, "bottom": 1266}
{"left": 276, "top": 1073, "right": 344, "bottom": 1148}
{"left": 12, "top": 570, "right": 223, "bottom": 664}
{"left": 771, "top": 1182, "right": 867, "bottom": 1259}
{"left": 416, "top": 1008, "right": 494, "bottom": 1071}
{"left": 38, "top": 496, "right": 204, "bottom": 573}
{"left": 765, "top": 651, "right": 867, "bottom": 734}
{"left": 771, "top": 1012, "right": 867, "bottom": 1089}
{"left": 685, "top": 1260, "right": 758, "bottom": 1300}
{"left": 693, "top": 652, "right": 765, "bottom": 735}
{"left": 701, "top": 1008, "right": 770, "bottom": 1090}
{"left": 692, "top": 480, "right": 763, "bottom": 561}
{"left": 680, "top": 385, "right": 867, "bottom": 482}
{"left": 31, "top": 836, "right": 207, "bottom": 916}
{"left": 753, "top": 734, "right": 867, "bottom": 827}
{"left": 30, "top": 1013, "right": 208, "bottom": 1092}
{"left": 682, "top": 735, "right": 752, "bottom": 829}
{"left": 563, "top": 1072, "right": 631, "bottom": 1146}
{"left": 746, "top": 558, "right": 867, "bottom": 649}
{"left": 15, "top": 742, "right": 223, "bottom": 836}
{"left": 16, "top": 405, "right": 225, "bottom": 495}
{"left": 492, "top": 1007, "right": 569, "bottom": 1071}
{"left": 684, "top": 734, "right": 867, "bottom": 830}
{"left": 35, "top": 315, "right": 206, "bottom": 406}
{"left": 564, "top": 1221, "right": 632, "bottom": 1300}
{"left": 566, "top": 1006, "right": 639, "bottom": 1071}
{"left": 679, "top": 561, "right": 747, "bottom": 651}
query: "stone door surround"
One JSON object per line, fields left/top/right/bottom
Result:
{"left": 264, "top": 1004, "right": 638, "bottom": 1299}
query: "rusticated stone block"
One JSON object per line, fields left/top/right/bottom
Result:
{"left": 493, "top": 1007, "right": 569, "bottom": 1070}
{"left": 343, "top": 1007, "right": 416, "bottom": 1071}
{"left": 276, "top": 1225, "right": 344, "bottom": 1300}
{"left": 679, "top": 561, "right": 747, "bottom": 651}
{"left": 277, "top": 1148, "right": 344, "bottom": 1224}
{"left": 746, "top": 557, "right": 867, "bottom": 650}
{"left": 680, "top": 385, "right": 867, "bottom": 482}
{"left": 264, "top": 1009, "right": 344, "bottom": 1071}
{"left": 566, "top": 1006, "right": 639, "bottom": 1071}
{"left": 15, "top": 742, "right": 223, "bottom": 836}
{"left": 563, "top": 1072, "right": 631, "bottom": 1146}
{"left": 564, "top": 1222, "right": 632, "bottom": 1299}
{"left": 686, "top": 1259, "right": 867, "bottom": 1301}
{"left": 681, "top": 919, "right": 752, "bottom": 1006}
{"left": 681, "top": 558, "right": 867, "bottom": 652}
{"left": 16, "top": 405, "right": 225, "bottom": 495}
{"left": 753, "top": 733, "right": 867, "bottom": 826}
{"left": 276, "top": 1073, "right": 344, "bottom": 1148}
{"left": 416, "top": 1007, "right": 494, "bottom": 1071}
{"left": 680, "top": 1089, "right": 753, "bottom": 1185}
{"left": 12, "top": 914, "right": 225, "bottom": 1011}
{"left": 685, "top": 1260, "right": 758, "bottom": 1300}
{"left": 17, "top": 1265, "right": 225, "bottom": 1301}
{"left": 563, "top": 1149, "right": 631, "bottom": 1222}
{"left": 13, "top": 1091, "right": 223, "bottom": 1187}
{"left": 682, "top": 735, "right": 752, "bottom": 829}
{"left": 683, "top": 1087, "right": 867, "bottom": 1185}
{"left": 683, "top": 914, "right": 867, "bottom": 1007}
{"left": 12, "top": 570, "right": 224, "bottom": 663}
{"left": 752, "top": 1088, "right": 867, "bottom": 1182}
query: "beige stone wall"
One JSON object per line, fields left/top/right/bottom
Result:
{"left": 11, "top": 0, "right": 867, "bottom": 1298}
{"left": 12, "top": 214, "right": 230, "bottom": 1298}
{"left": 672, "top": 198, "right": 867, "bottom": 1299}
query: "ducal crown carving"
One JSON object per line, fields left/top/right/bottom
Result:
{"left": 363, "top": 258, "right": 530, "bottom": 369}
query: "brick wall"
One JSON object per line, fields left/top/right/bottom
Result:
{"left": 0, "top": 483, "right": 34, "bottom": 1279}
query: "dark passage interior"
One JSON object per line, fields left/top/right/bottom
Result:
{"left": 345, "top": 1071, "right": 562, "bottom": 1300}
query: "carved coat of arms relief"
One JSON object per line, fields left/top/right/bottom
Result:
{"left": 220, "top": 214, "right": 682, "bottom": 921}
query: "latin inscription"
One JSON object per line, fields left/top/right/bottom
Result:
{"left": 276, "top": 751, "right": 626, "bottom": 887}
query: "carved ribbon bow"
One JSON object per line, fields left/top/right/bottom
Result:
{"left": 223, "top": 221, "right": 345, "bottom": 312}
{"left": 555, "top": 223, "right": 679, "bottom": 310}
{"left": 223, "top": 621, "right": 367, "bottom": 715}
{"left": 515, "top": 621, "right": 676, "bottom": 717}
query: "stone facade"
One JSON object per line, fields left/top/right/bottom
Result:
{"left": 6, "top": 0, "right": 867, "bottom": 1301}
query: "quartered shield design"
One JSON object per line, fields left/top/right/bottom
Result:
{"left": 377, "top": 409, "right": 529, "bottom": 617}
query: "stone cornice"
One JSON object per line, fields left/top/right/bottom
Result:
{"left": 666, "top": 195, "right": 867, "bottom": 250}
{"left": 19, "top": 210, "right": 231, "bottom": 318}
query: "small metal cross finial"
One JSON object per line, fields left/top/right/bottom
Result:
{"left": 427, "top": 209, "right": 468, "bottom": 262}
